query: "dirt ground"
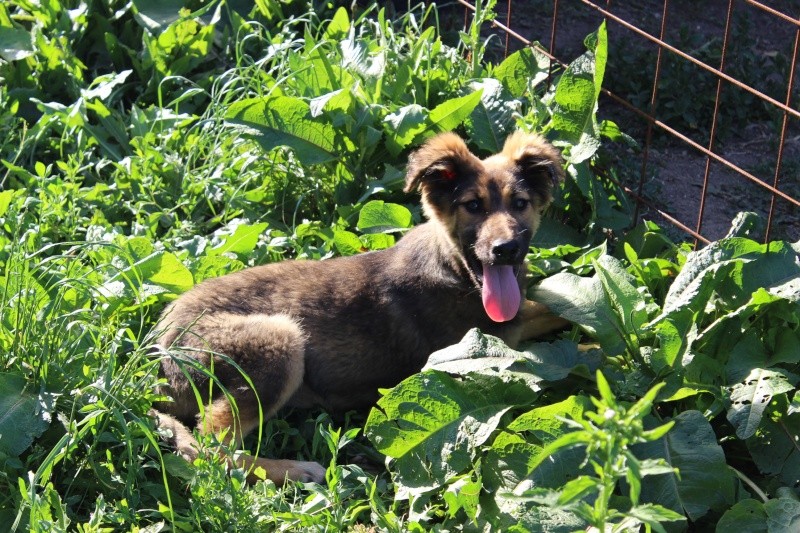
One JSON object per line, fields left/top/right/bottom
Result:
{"left": 486, "top": 0, "right": 800, "bottom": 243}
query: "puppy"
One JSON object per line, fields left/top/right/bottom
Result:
{"left": 152, "top": 131, "right": 565, "bottom": 485}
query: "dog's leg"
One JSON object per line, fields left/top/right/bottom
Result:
{"left": 158, "top": 313, "right": 326, "bottom": 485}
{"left": 515, "top": 299, "right": 569, "bottom": 342}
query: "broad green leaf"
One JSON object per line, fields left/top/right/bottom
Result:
{"left": 550, "top": 23, "right": 607, "bottom": 163}
{"left": 324, "top": 6, "right": 349, "bottom": 40}
{"left": 309, "top": 89, "right": 351, "bottom": 118}
{"left": 660, "top": 238, "right": 799, "bottom": 318}
{"left": 627, "top": 504, "right": 686, "bottom": 528}
{"left": 648, "top": 262, "right": 736, "bottom": 353}
{"left": 556, "top": 475, "right": 596, "bottom": 504}
{"left": 774, "top": 326, "right": 800, "bottom": 367}
{"left": 599, "top": 119, "right": 636, "bottom": 145}
{"left": 747, "top": 409, "right": 800, "bottom": 495}
{"left": 0, "top": 26, "right": 34, "bottom": 61}
{"left": 356, "top": 200, "right": 412, "bottom": 234}
{"left": 465, "top": 79, "right": 514, "bottom": 153}
{"left": 122, "top": 236, "right": 151, "bottom": 263}
{"left": 663, "top": 238, "right": 759, "bottom": 309}
{"left": 362, "top": 233, "right": 394, "bottom": 250}
{"left": 132, "top": 0, "right": 184, "bottom": 30}
{"left": 790, "top": 391, "right": 800, "bottom": 415}
{"left": 209, "top": 222, "right": 269, "bottom": 257}
{"left": 716, "top": 499, "right": 768, "bottom": 533}
{"left": 383, "top": 104, "right": 428, "bottom": 156}
{"left": 650, "top": 309, "right": 696, "bottom": 371}
{"left": 718, "top": 497, "right": 800, "bottom": 533}
{"left": 483, "top": 396, "right": 592, "bottom": 492}
{"left": 291, "top": 42, "right": 352, "bottom": 95}
{"left": 683, "top": 279, "right": 800, "bottom": 380}
{"left": 424, "top": 328, "right": 521, "bottom": 369}
{"left": 192, "top": 255, "right": 244, "bottom": 284}
{"left": 724, "top": 241, "right": 800, "bottom": 300}
{"left": 366, "top": 370, "right": 534, "bottom": 494}
{"left": 725, "top": 330, "right": 769, "bottom": 383}
{"left": 636, "top": 410, "right": 735, "bottom": 521}
{"left": 101, "top": 238, "right": 193, "bottom": 302}
{"left": 0, "top": 190, "right": 14, "bottom": 217}
{"left": 765, "top": 496, "right": 800, "bottom": 532}
{"left": 530, "top": 217, "right": 588, "bottom": 248}
{"left": 507, "top": 395, "right": 594, "bottom": 435}
{"left": 727, "top": 368, "right": 796, "bottom": 440}
{"left": 426, "top": 330, "right": 600, "bottom": 394}
{"left": 621, "top": 219, "right": 678, "bottom": 260}
{"left": 430, "top": 328, "right": 594, "bottom": 373}
{"left": 585, "top": 27, "right": 608, "bottom": 99}
{"left": 510, "top": 430, "right": 593, "bottom": 497}
{"left": 226, "top": 96, "right": 338, "bottom": 165}
{"left": 725, "top": 211, "right": 765, "bottom": 240}
{"left": 0, "top": 373, "right": 54, "bottom": 457}
{"left": 429, "top": 89, "right": 483, "bottom": 133}
{"left": 571, "top": 241, "right": 608, "bottom": 272}
{"left": 82, "top": 70, "right": 132, "bottom": 101}
{"left": 503, "top": 503, "right": 584, "bottom": 533}
{"left": 161, "top": 452, "right": 195, "bottom": 481}
{"left": 332, "top": 230, "right": 364, "bottom": 256}
{"left": 532, "top": 271, "right": 626, "bottom": 355}
{"left": 494, "top": 47, "right": 549, "bottom": 97}
{"left": 594, "top": 255, "right": 650, "bottom": 343}
{"left": 442, "top": 475, "right": 481, "bottom": 522}
{"left": 565, "top": 160, "right": 632, "bottom": 232}
{"left": 139, "top": 252, "right": 194, "bottom": 294}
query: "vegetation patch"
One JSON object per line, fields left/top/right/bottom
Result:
{"left": 0, "top": 0, "right": 798, "bottom": 530}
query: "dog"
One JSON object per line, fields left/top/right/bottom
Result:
{"left": 152, "top": 130, "right": 566, "bottom": 485}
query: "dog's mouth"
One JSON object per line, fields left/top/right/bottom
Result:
{"left": 469, "top": 258, "right": 522, "bottom": 323}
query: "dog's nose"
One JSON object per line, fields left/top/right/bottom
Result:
{"left": 491, "top": 239, "right": 520, "bottom": 263}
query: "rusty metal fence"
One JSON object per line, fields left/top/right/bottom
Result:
{"left": 458, "top": 0, "right": 800, "bottom": 245}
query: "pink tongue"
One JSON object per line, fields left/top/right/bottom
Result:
{"left": 481, "top": 264, "right": 521, "bottom": 322}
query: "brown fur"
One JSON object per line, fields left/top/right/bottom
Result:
{"left": 152, "top": 131, "right": 566, "bottom": 485}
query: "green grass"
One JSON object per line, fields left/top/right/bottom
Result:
{"left": 1, "top": 0, "right": 799, "bottom": 531}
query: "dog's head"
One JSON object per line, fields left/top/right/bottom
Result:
{"left": 404, "top": 131, "right": 564, "bottom": 322}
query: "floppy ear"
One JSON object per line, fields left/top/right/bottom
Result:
{"left": 404, "top": 133, "right": 477, "bottom": 193}
{"left": 501, "top": 131, "right": 565, "bottom": 204}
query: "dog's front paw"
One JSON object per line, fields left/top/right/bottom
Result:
{"left": 288, "top": 460, "right": 327, "bottom": 484}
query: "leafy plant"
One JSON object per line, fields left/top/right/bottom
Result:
{"left": 2, "top": 0, "right": 799, "bottom": 530}
{"left": 512, "top": 371, "right": 683, "bottom": 532}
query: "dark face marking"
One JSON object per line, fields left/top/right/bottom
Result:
{"left": 450, "top": 173, "right": 538, "bottom": 279}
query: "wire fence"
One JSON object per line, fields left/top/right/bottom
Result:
{"left": 459, "top": 0, "right": 800, "bottom": 245}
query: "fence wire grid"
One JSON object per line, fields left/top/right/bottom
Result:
{"left": 458, "top": 0, "right": 800, "bottom": 245}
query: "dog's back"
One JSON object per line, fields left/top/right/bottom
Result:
{"left": 156, "top": 222, "right": 509, "bottom": 417}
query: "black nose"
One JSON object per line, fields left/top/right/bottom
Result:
{"left": 491, "top": 239, "right": 520, "bottom": 263}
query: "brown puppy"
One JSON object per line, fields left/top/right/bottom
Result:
{"left": 152, "top": 131, "right": 565, "bottom": 485}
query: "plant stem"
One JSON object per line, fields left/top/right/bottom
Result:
{"left": 730, "top": 466, "right": 770, "bottom": 503}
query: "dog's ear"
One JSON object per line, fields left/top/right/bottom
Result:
{"left": 404, "top": 133, "right": 477, "bottom": 193}
{"left": 502, "top": 131, "right": 565, "bottom": 204}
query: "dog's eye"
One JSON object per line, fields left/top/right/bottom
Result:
{"left": 463, "top": 199, "right": 482, "bottom": 213}
{"left": 512, "top": 198, "right": 530, "bottom": 211}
